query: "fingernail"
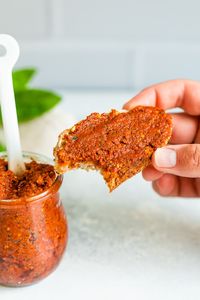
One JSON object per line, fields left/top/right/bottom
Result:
{"left": 155, "top": 148, "right": 176, "bottom": 168}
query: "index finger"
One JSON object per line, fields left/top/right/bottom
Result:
{"left": 123, "top": 79, "right": 200, "bottom": 115}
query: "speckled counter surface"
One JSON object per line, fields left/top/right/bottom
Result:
{"left": 1, "top": 91, "right": 200, "bottom": 299}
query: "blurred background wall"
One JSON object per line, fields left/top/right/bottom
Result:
{"left": 0, "top": 0, "right": 200, "bottom": 89}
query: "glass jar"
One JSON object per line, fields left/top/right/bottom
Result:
{"left": 0, "top": 152, "right": 68, "bottom": 287}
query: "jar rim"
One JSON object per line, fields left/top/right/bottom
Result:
{"left": 0, "top": 151, "right": 63, "bottom": 205}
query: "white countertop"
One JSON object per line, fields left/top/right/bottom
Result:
{"left": 2, "top": 90, "right": 200, "bottom": 300}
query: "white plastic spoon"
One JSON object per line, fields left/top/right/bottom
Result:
{"left": 0, "top": 34, "right": 25, "bottom": 175}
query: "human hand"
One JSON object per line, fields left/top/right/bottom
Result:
{"left": 123, "top": 80, "right": 200, "bottom": 197}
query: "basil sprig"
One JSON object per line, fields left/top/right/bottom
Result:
{"left": 0, "top": 68, "right": 61, "bottom": 125}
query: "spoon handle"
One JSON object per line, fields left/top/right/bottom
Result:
{"left": 0, "top": 35, "right": 25, "bottom": 175}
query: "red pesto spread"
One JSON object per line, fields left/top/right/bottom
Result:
{"left": 55, "top": 106, "right": 172, "bottom": 191}
{"left": 0, "top": 160, "right": 56, "bottom": 199}
{"left": 0, "top": 159, "right": 67, "bottom": 286}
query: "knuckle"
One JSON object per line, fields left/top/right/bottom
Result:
{"left": 190, "top": 145, "right": 200, "bottom": 168}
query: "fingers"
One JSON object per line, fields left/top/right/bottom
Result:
{"left": 170, "top": 113, "right": 198, "bottom": 144}
{"left": 153, "top": 174, "right": 179, "bottom": 196}
{"left": 142, "top": 165, "right": 163, "bottom": 181}
{"left": 152, "top": 175, "right": 198, "bottom": 197}
{"left": 143, "top": 166, "right": 199, "bottom": 196}
{"left": 123, "top": 79, "right": 200, "bottom": 115}
{"left": 152, "top": 144, "right": 200, "bottom": 177}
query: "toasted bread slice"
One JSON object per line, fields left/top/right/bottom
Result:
{"left": 54, "top": 106, "right": 172, "bottom": 191}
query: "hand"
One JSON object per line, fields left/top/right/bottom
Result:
{"left": 123, "top": 79, "right": 200, "bottom": 197}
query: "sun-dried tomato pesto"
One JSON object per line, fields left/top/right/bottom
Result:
{"left": 0, "top": 159, "right": 57, "bottom": 199}
{"left": 54, "top": 106, "right": 172, "bottom": 191}
{"left": 0, "top": 154, "right": 67, "bottom": 287}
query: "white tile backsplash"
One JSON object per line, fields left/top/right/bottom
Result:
{"left": 50, "top": 0, "right": 66, "bottom": 37}
{"left": 15, "top": 41, "right": 200, "bottom": 89}
{"left": 0, "top": 0, "right": 50, "bottom": 39}
{"left": 135, "top": 43, "right": 200, "bottom": 87}
{"left": 63, "top": 0, "right": 200, "bottom": 41}
{"left": 0, "top": 0, "right": 200, "bottom": 88}
{"left": 16, "top": 41, "right": 134, "bottom": 89}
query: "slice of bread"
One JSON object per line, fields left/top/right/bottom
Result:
{"left": 54, "top": 106, "right": 172, "bottom": 191}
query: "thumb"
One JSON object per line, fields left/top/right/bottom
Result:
{"left": 152, "top": 144, "right": 200, "bottom": 177}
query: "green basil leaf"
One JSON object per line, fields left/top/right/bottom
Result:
{"left": 0, "top": 89, "right": 61, "bottom": 125}
{"left": 14, "top": 89, "right": 61, "bottom": 123}
{"left": 0, "top": 68, "right": 62, "bottom": 126}
{"left": 13, "top": 68, "right": 37, "bottom": 91}
{"left": 0, "top": 143, "right": 6, "bottom": 152}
